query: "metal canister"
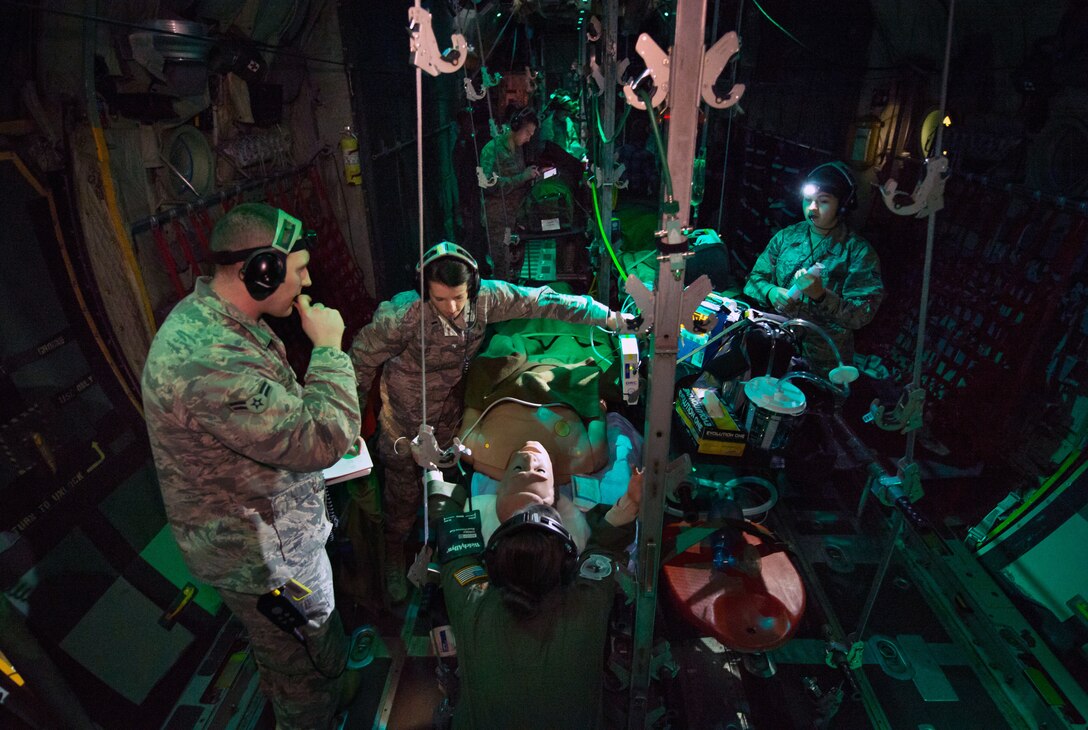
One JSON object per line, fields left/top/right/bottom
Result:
{"left": 743, "top": 376, "right": 806, "bottom": 450}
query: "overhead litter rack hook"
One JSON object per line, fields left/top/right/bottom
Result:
{"left": 409, "top": 6, "right": 468, "bottom": 77}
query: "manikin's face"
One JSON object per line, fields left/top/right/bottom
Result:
{"left": 265, "top": 250, "right": 312, "bottom": 317}
{"left": 496, "top": 441, "right": 555, "bottom": 522}
{"left": 804, "top": 190, "right": 841, "bottom": 232}
{"left": 427, "top": 280, "right": 470, "bottom": 321}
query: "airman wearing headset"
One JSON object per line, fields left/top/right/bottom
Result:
{"left": 349, "top": 242, "right": 632, "bottom": 603}
{"left": 743, "top": 161, "right": 885, "bottom": 374}
{"left": 479, "top": 105, "right": 540, "bottom": 280}
{"left": 434, "top": 467, "right": 641, "bottom": 729}
{"left": 539, "top": 90, "right": 584, "bottom": 160}
{"left": 142, "top": 203, "right": 361, "bottom": 729}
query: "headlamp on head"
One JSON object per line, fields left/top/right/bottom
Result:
{"left": 270, "top": 209, "right": 314, "bottom": 255}
{"left": 800, "top": 162, "right": 857, "bottom": 212}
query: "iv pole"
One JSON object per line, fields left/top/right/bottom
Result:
{"left": 627, "top": 0, "right": 709, "bottom": 725}
{"left": 863, "top": 0, "right": 954, "bottom": 509}
{"left": 836, "top": 0, "right": 955, "bottom": 716}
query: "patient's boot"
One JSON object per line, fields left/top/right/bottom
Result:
{"left": 384, "top": 543, "right": 408, "bottom": 604}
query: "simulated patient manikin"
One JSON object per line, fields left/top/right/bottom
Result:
{"left": 424, "top": 440, "right": 591, "bottom": 552}
{"left": 477, "top": 441, "right": 590, "bottom": 552}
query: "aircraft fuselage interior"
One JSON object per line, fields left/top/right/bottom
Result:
{"left": 2, "top": 1, "right": 1087, "bottom": 729}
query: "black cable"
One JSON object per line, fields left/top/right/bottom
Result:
{"left": 749, "top": 0, "right": 810, "bottom": 52}
{"left": 746, "top": 0, "right": 902, "bottom": 73}
{"left": 639, "top": 90, "right": 674, "bottom": 200}
{"left": 324, "top": 485, "right": 340, "bottom": 534}
{"left": 326, "top": 149, "right": 366, "bottom": 273}
{"left": 299, "top": 621, "right": 378, "bottom": 680}
{"left": 593, "top": 93, "right": 632, "bottom": 146}
{"left": 260, "top": 590, "right": 361, "bottom": 680}
{"left": 299, "top": 631, "right": 349, "bottom": 680}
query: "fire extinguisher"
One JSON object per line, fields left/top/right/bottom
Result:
{"left": 340, "top": 126, "right": 361, "bottom": 185}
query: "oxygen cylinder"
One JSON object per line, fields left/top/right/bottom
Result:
{"left": 340, "top": 126, "right": 361, "bottom": 185}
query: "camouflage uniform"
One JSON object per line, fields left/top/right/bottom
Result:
{"left": 142, "top": 278, "right": 360, "bottom": 730}
{"left": 744, "top": 221, "right": 884, "bottom": 373}
{"left": 349, "top": 279, "right": 611, "bottom": 544}
{"left": 480, "top": 133, "right": 531, "bottom": 279}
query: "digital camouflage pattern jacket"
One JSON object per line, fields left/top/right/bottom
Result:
{"left": 744, "top": 220, "right": 884, "bottom": 372}
{"left": 349, "top": 279, "right": 611, "bottom": 442}
{"left": 142, "top": 278, "right": 360, "bottom": 593}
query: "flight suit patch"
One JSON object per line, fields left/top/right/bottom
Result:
{"left": 454, "top": 563, "right": 488, "bottom": 586}
{"left": 229, "top": 382, "right": 272, "bottom": 413}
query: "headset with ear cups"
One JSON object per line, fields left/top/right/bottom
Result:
{"left": 508, "top": 105, "right": 538, "bottom": 132}
{"left": 483, "top": 507, "right": 579, "bottom": 587}
{"left": 239, "top": 248, "right": 287, "bottom": 301}
{"left": 417, "top": 241, "right": 481, "bottom": 300}
{"left": 209, "top": 209, "right": 313, "bottom": 301}
{"left": 802, "top": 161, "right": 858, "bottom": 213}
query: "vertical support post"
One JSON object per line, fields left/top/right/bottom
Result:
{"left": 662, "top": 3, "right": 705, "bottom": 221}
{"left": 627, "top": 0, "right": 707, "bottom": 726}
{"left": 903, "top": 0, "right": 955, "bottom": 467}
{"left": 598, "top": 0, "right": 619, "bottom": 306}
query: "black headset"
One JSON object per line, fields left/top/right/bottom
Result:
{"left": 483, "top": 508, "right": 579, "bottom": 587}
{"left": 209, "top": 209, "right": 313, "bottom": 301}
{"left": 803, "top": 161, "right": 858, "bottom": 213}
{"left": 508, "top": 105, "right": 538, "bottom": 132}
{"left": 214, "top": 247, "right": 287, "bottom": 301}
{"left": 417, "top": 241, "right": 481, "bottom": 300}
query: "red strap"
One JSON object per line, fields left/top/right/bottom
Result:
{"left": 172, "top": 218, "right": 203, "bottom": 278}
{"left": 151, "top": 223, "right": 186, "bottom": 297}
{"left": 266, "top": 177, "right": 290, "bottom": 213}
{"left": 190, "top": 207, "right": 213, "bottom": 256}
{"left": 1049, "top": 213, "right": 1088, "bottom": 277}
{"left": 221, "top": 193, "right": 241, "bottom": 213}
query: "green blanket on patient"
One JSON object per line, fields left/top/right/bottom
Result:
{"left": 462, "top": 318, "right": 620, "bottom": 420}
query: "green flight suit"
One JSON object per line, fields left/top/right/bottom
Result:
{"left": 440, "top": 516, "right": 635, "bottom": 730}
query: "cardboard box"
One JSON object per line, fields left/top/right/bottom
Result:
{"left": 675, "top": 387, "right": 747, "bottom": 456}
